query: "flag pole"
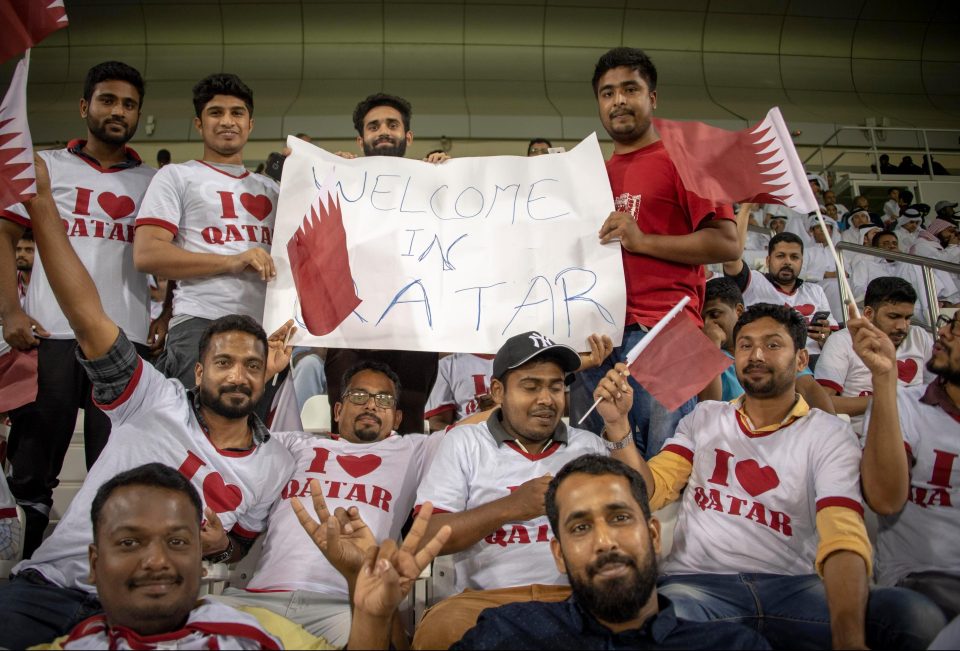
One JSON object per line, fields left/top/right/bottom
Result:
{"left": 811, "top": 205, "right": 861, "bottom": 320}
{"left": 577, "top": 296, "right": 690, "bottom": 425}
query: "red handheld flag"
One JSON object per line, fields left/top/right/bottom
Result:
{"left": 628, "top": 314, "right": 733, "bottom": 412}
{"left": 287, "top": 192, "right": 362, "bottom": 336}
{"left": 0, "top": 0, "right": 69, "bottom": 64}
{"left": 0, "top": 346, "right": 38, "bottom": 412}
{"left": 652, "top": 107, "right": 819, "bottom": 214}
{"left": 0, "top": 52, "right": 36, "bottom": 209}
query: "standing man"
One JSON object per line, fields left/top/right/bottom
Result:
{"left": 134, "top": 73, "right": 278, "bottom": 390}
{"left": 0, "top": 62, "right": 156, "bottom": 557}
{"left": 15, "top": 231, "right": 33, "bottom": 290}
{"left": 572, "top": 47, "right": 739, "bottom": 457}
{"left": 324, "top": 93, "right": 447, "bottom": 434}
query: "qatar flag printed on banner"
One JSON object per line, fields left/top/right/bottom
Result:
{"left": 653, "top": 107, "right": 819, "bottom": 214}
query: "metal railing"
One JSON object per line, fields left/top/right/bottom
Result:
{"left": 802, "top": 125, "right": 960, "bottom": 179}
{"left": 834, "top": 242, "right": 960, "bottom": 328}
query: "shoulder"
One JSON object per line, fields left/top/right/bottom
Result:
{"left": 800, "top": 409, "right": 858, "bottom": 446}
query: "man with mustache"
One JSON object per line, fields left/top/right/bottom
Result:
{"left": 860, "top": 309, "right": 960, "bottom": 620}
{"left": 631, "top": 303, "right": 944, "bottom": 649}
{"left": 134, "top": 73, "right": 280, "bottom": 392}
{"left": 211, "top": 359, "right": 446, "bottom": 646}
{"left": 724, "top": 232, "right": 837, "bottom": 361}
{"left": 0, "top": 158, "right": 295, "bottom": 649}
{"left": 323, "top": 93, "right": 447, "bottom": 434}
{"left": 0, "top": 62, "right": 157, "bottom": 558}
{"left": 571, "top": 47, "right": 739, "bottom": 458}
{"left": 815, "top": 277, "right": 933, "bottom": 436}
{"left": 448, "top": 455, "right": 769, "bottom": 649}
{"left": 15, "top": 230, "right": 33, "bottom": 288}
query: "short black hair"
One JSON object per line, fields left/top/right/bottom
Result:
{"left": 352, "top": 93, "right": 412, "bottom": 135}
{"left": 864, "top": 276, "right": 917, "bottom": 310}
{"left": 527, "top": 138, "right": 552, "bottom": 150}
{"left": 157, "top": 149, "right": 171, "bottom": 164}
{"left": 19, "top": 229, "right": 33, "bottom": 242}
{"left": 83, "top": 61, "right": 145, "bottom": 105}
{"left": 197, "top": 314, "right": 267, "bottom": 362}
{"left": 733, "top": 303, "right": 808, "bottom": 353}
{"left": 768, "top": 231, "right": 804, "bottom": 255}
{"left": 592, "top": 47, "right": 657, "bottom": 96}
{"left": 341, "top": 360, "right": 402, "bottom": 401}
{"left": 91, "top": 463, "right": 202, "bottom": 541}
{"left": 873, "top": 230, "right": 898, "bottom": 246}
{"left": 900, "top": 189, "right": 914, "bottom": 204}
{"left": 705, "top": 277, "right": 744, "bottom": 310}
{"left": 192, "top": 73, "right": 254, "bottom": 118}
{"left": 546, "top": 455, "right": 651, "bottom": 538}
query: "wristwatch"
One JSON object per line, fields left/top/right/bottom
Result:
{"left": 204, "top": 538, "right": 234, "bottom": 565}
{"left": 602, "top": 427, "right": 633, "bottom": 451}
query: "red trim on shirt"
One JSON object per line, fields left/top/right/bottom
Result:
{"left": 1, "top": 209, "right": 29, "bottom": 227}
{"left": 0, "top": 508, "right": 17, "bottom": 518}
{"left": 816, "top": 379, "right": 844, "bottom": 394}
{"left": 661, "top": 444, "right": 694, "bottom": 464}
{"left": 230, "top": 523, "right": 260, "bottom": 539}
{"left": 904, "top": 442, "right": 913, "bottom": 457}
{"left": 424, "top": 404, "right": 456, "bottom": 419}
{"left": 66, "top": 139, "right": 143, "bottom": 173}
{"left": 213, "top": 445, "right": 256, "bottom": 458}
{"left": 190, "top": 622, "right": 281, "bottom": 649}
{"left": 95, "top": 358, "right": 145, "bottom": 411}
{"left": 772, "top": 282, "right": 799, "bottom": 297}
{"left": 414, "top": 504, "right": 451, "bottom": 515}
{"left": 65, "top": 615, "right": 107, "bottom": 642}
{"left": 198, "top": 160, "right": 251, "bottom": 179}
{"left": 505, "top": 439, "right": 560, "bottom": 461}
{"left": 816, "top": 496, "right": 864, "bottom": 517}
{"left": 136, "top": 217, "right": 179, "bottom": 237}
{"left": 471, "top": 353, "right": 496, "bottom": 360}
{"left": 734, "top": 410, "right": 782, "bottom": 438}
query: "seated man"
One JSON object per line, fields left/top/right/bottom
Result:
{"left": 425, "top": 353, "right": 495, "bottom": 432}
{"left": 816, "top": 277, "right": 933, "bottom": 436}
{"left": 411, "top": 331, "right": 643, "bottom": 648}
{"left": 214, "top": 360, "right": 446, "bottom": 645}
{"left": 0, "top": 159, "right": 295, "bottom": 649}
{"left": 699, "top": 277, "right": 835, "bottom": 413}
{"left": 642, "top": 304, "right": 944, "bottom": 649}
{"left": 451, "top": 455, "right": 770, "bottom": 649}
{"left": 861, "top": 311, "right": 960, "bottom": 620}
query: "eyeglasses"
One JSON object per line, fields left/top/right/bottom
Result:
{"left": 936, "top": 314, "right": 960, "bottom": 336}
{"left": 342, "top": 389, "right": 397, "bottom": 409}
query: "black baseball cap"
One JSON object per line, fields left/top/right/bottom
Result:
{"left": 492, "top": 331, "right": 581, "bottom": 381}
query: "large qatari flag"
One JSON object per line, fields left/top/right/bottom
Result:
{"left": 0, "top": 0, "right": 68, "bottom": 64}
{"left": 0, "top": 52, "right": 36, "bottom": 209}
{"left": 652, "top": 107, "right": 819, "bottom": 214}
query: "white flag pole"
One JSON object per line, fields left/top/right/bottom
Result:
{"left": 811, "top": 206, "right": 861, "bottom": 320}
{"left": 577, "top": 296, "right": 690, "bottom": 425}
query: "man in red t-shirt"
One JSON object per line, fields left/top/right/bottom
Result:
{"left": 570, "top": 47, "right": 739, "bottom": 457}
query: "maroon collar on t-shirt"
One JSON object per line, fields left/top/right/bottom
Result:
{"left": 919, "top": 378, "right": 960, "bottom": 423}
{"left": 67, "top": 139, "right": 143, "bottom": 171}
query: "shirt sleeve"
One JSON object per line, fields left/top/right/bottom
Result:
{"left": 415, "top": 429, "right": 472, "bottom": 513}
{"left": 814, "top": 333, "right": 851, "bottom": 395}
{"left": 424, "top": 357, "right": 456, "bottom": 418}
{"left": 724, "top": 263, "right": 752, "bottom": 293}
{"left": 1, "top": 203, "right": 29, "bottom": 228}
{"left": 814, "top": 506, "right": 872, "bottom": 577}
{"left": 75, "top": 329, "right": 143, "bottom": 405}
{"left": 135, "top": 165, "right": 185, "bottom": 236}
{"left": 649, "top": 410, "right": 698, "bottom": 510}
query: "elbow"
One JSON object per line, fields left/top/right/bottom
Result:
{"left": 862, "top": 482, "right": 908, "bottom": 516}
{"left": 133, "top": 242, "right": 157, "bottom": 274}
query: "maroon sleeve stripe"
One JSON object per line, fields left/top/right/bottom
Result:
{"left": 95, "top": 358, "right": 144, "bottom": 411}
{"left": 816, "top": 496, "right": 864, "bottom": 517}
{"left": 135, "top": 217, "right": 178, "bottom": 237}
{"left": 816, "top": 379, "right": 843, "bottom": 394}
{"left": 661, "top": 444, "right": 694, "bottom": 463}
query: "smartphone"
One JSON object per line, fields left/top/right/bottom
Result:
{"left": 264, "top": 152, "right": 286, "bottom": 182}
{"left": 808, "top": 310, "right": 831, "bottom": 329}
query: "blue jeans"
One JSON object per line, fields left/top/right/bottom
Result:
{"left": 0, "top": 571, "right": 102, "bottom": 648}
{"left": 659, "top": 573, "right": 946, "bottom": 650}
{"left": 569, "top": 326, "right": 695, "bottom": 458}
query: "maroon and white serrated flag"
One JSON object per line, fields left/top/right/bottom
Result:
{"left": 0, "top": 0, "right": 68, "bottom": 64}
{"left": 652, "top": 107, "right": 819, "bottom": 214}
{"left": 0, "top": 51, "right": 36, "bottom": 210}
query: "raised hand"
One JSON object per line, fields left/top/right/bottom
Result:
{"left": 200, "top": 507, "right": 230, "bottom": 557}
{"left": 847, "top": 306, "right": 896, "bottom": 377}
{"left": 578, "top": 333, "right": 614, "bottom": 371}
{"left": 287, "top": 192, "right": 362, "bottom": 336}
{"left": 598, "top": 211, "right": 645, "bottom": 251}
{"left": 507, "top": 474, "right": 552, "bottom": 521}
{"left": 291, "top": 479, "right": 376, "bottom": 579}
{"left": 594, "top": 362, "right": 634, "bottom": 424}
{"left": 265, "top": 319, "right": 296, "bottom": 380}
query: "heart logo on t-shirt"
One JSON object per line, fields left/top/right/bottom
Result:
{"left": 97, "top": 192, "right": 136, "bottom": 220}
{"left": 202, "top": 472, "right": 243, "bottom": 513}
{"left": 897, "top": 358, "right": 918, "bottom": 383}
{"left": 240, "top": 193, "right": 273, "bottom": 221}
{"left": 793, "top": 304, "right": 815, "bottom": 317}
{"left": 734, "top": 460, "right": 780, "bottom": 497}
{"left": 337, "top": 454, "right": 382, "bottom": 479}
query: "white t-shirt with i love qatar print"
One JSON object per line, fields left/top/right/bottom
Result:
{"left": 2, "top": 144, "right": 155, "bottom": 343}
{"left": 739, "top": 269, "right": 837, "bottom": 355}
{"left": 136, "top": 160, "right": 278, "bottom": 321}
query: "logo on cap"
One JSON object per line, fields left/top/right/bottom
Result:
{"left": 528, "top": 332, "right": 554, "bottom": 349}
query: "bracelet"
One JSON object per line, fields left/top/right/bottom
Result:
{"left": 602, "top": 427, "right": 633, "bottom": 451}
{"left": 204, "top": 538, "right": 234, "bottom": 565}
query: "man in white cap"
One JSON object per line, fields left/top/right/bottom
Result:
{"left": 895, "top": 208, "right": 925, "bottom": 252}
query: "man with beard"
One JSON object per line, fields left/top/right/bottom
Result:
{"left": 0, "top": 62, "right": 158, "bottom": 557}
{"left": 860, "top": 310, "right": 960, "bottom": 620}
{"left": 571, "top": 47, "right": 739, "bottom": 458}
{"left": 816, "top": 277, "right": 933, "bottom": 436}
{"left": 633, "top": 303, "right": 945, "bottom": 649}
{"left": 211, "top": 360, "right": 446, "bottom": 645}
{"left": 0, "top": 158, "right": 295, "bottom": 649}
{"left": 324, "top": 93, "right": 447, "bottom": 434}
{"left": 134, "top": 73, "right": 279, "bottom": 391}
{"left": 724, "top": 232, "right": 837, "bottom": 360}
{"left": 447, "top": 455, "right": 769, "bottom": 650}
{"left": 15, "top": 230, "right": 33, "bottom": 289}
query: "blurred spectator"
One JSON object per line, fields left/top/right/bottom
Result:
{"left": 425, "top": 353, "right": 495, "bottom": 432}
{"left": 156, "top": 148, "right": 171, "bottom": 168}
{"left": 871, "top": 154, "right": 899, "bottom": 175}
{"left": 923, "top": 155, "right": 950, "bottom": 176}
{"left": 935, "top": 200, "right": 957, "bottom": 225}
{"left": 526, "top": 138, "right": 552, "bottom": 156}
{"left": 898, "top": 156, "right": 923, "bottom": 174}
{"left": 883, "top": 188, "right": 902, "bottom": 224}
{"left": 15, "top": 230, "right": 33, "bottom": 288}
{"left": 894, "top": 208, "right": 924, "bottom": 252}
{"left": 823, "top": 189, "right": 848, "bottom": 216}
{"left": 911, "top": 218, "right": 960, "bottom": 263}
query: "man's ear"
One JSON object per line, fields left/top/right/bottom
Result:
{"left": 333, "top": 401, "right": 343, "bottom": 425}
{"left": 490, "top": 378, "right": 504, "bottom": 404}
{"left": 550, "top": 537, "right": 567, "bottom": 575}
{"left": 863, "top": 306, "right": 875, "bottom": 320}
{"left": 88, "top": 543, "right": 98, "bottom": 585}
{"left": 649, "top": 90, "right": 657, "bottom": 110}
{"left": 193, "top": 116, "right": 202, "bottom": 136}
{"left": 392, "top": 409, "right": 403, "bottom": 431}
{"left": 796, "top": 348, "right": 810, "bottom": 373}
{"left": 355, "top": 135, "right": 363, "bottom": 151}
{"left": 648, "top": 516, "right": 662, "bottom": 556}
{"left": 194, "top": 361, "right": 203, "bottom": 391}
{"left": 79, "top": 98, "right": 89, "bottom": 119}
{"left": 735, "top": 303, "right": 745, "bottom": 317}
{"left": 405, "top": 131, "right": 414, "bottom": 146}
